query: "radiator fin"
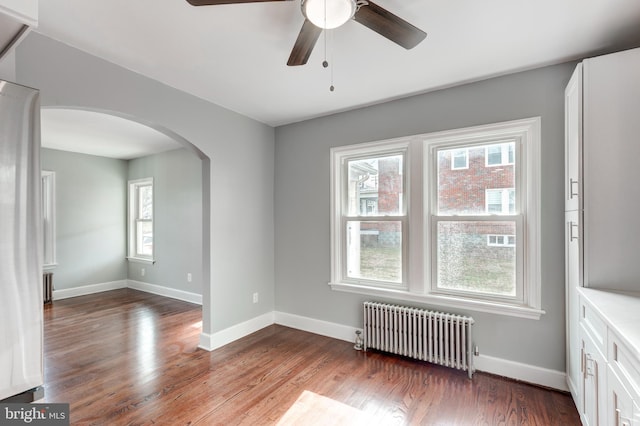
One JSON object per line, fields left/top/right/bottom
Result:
{"left": 363, "top": 301, "right": 474, "bottom": 379}
{"left": 43, "top": 272, "right": 53, "bottom": 304}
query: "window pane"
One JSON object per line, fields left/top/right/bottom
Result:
{"left": 436, "top": 221, "right": 516, "bottom": 296}
{"left": 138, "top": 185, "right": 153, "bottom": 220}
{"left": 347, "top": 154, "right": 403, "bottom": 216}
{"left": 438, "top": 144, "right": 515, "bottom": 215}
{"left": 346, "top": 221, "right": 402, "bottom": 283}
{"left": 507, "top": 143, "right": 515, "bottom": 164}
{"left": 136, "top": 221, "right": 153, "bottom": 256}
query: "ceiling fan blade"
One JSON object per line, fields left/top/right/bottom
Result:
{"left": 186, "top": 0, "right": 290, "bottom": 6}
{"left": 354, "top": 1, "right": 426, "bottom": 49}
{"left": 287, "top": 19, "right": 322, "bottom": 66}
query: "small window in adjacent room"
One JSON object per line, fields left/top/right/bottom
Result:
{"left": 42, "top": 171, "right": 56, "bottom": 269}
{"left": 128, "top": 178, "right": 154, "bottom": 263}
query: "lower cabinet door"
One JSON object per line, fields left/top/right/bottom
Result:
{"left": 608, "top": 366, "right": 634, "bottom": 426}
{"left": 581, "top": 328, "right": 606, "bottom": 426}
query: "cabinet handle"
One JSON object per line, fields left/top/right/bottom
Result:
{"left": 570, "top": 222, "right": 579, "bottom": 242}
{"left": 569, "top": 178, "right": 579, "bottom": 199}
{"left": 616, "top": 408, "right": 631, "bottom": 426}
{"left": 580, "top": 347, "right": 585, "bottom": 374}
{"left": 584, "top": 354, "right": 594, "bottom": 378}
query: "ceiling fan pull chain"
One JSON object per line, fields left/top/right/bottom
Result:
{"left": 329, "top": 29, "right": 335, "bottom": 92}
{"left": 322, "top": 0, "right": 329, "bottom": 69}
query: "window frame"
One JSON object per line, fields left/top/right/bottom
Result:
{"left": 127, "top": 177, "right": 155, "bottom": 264}
{"left": 329, "top": 118, "right": 543, "bottom": 320}
{"left": 330, "top": 140, "right": 411, "bottom": 291}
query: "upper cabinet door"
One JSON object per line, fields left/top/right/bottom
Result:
{"left": 583, "top": 48, "right": 640, "bottom": 290}
{"left": 565, "top": 63, "right": 582, "bottom": 212}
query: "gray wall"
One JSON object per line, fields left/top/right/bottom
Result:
{"left": 274, "top": 62, "right": 576, "bottom": 371}
{"left": 0, "top": 50, "right": 16, "bottom": 82}
{"left": 17, "top": 33, "right": 275, "bottom": 335}
{"left": 128, "top": 149, "right": 202, "bottom": 295}
{"left": 41, "top": 148, "right": 127, "bottom": 289}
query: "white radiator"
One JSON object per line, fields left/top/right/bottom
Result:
{"left": 363, "top": 301, "right": 475, "bottom": 378}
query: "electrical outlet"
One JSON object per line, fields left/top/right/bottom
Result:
{"left": 187, "top": 273, "right": 192, "bottom": 282}
{"left": 141, "top": 268, "right": 145, "bottom": 277}
{"left": 252, "top": 292, "right": 259, "bottom": 304}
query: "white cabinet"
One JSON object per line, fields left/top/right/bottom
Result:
{"left": 580, "top": 325, "right": 606, "bottom": 426}
{"left": 608, "top": 367, "right": 634, "bottom": 426}
{"left": 577, "top": 290, "right": 640, "bottom": 426}
{"left": 581, "top": 48, "right": 640, "bottom": 291}
{"left": 565, "top": 60, "right": 584, "bottom": 406}
{"left": 567, "top": 209, "right": 582, "bottom": 400}
{"left": 565, "top": 63, "right": 582, "bottom": 212}
{"left": 565, "top": 47, "right": 640, "bottom": 424}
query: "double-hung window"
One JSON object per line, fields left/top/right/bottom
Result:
{"left": 432, "top": 140, "right": 521, "bottom": 301}
{"left": 128, "top": 178, "right": 154, "bottom": 263}
{"left": 331, "top": 141, "right": 409, "bottom": 289}
{"left": 330, "top": 118, "right": 542, "bottom": 319}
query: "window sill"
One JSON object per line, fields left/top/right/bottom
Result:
{"left": 328, "top": 282, "right": 545, "bottom": 320}
{"left": 126, "top": 257, "right": 155, "bottom": 265}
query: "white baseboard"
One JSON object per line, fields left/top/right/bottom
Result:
{"left": 51, "top": 278, "right": 202, "bottom": 305}
{"left": 198, "top": 311, "right": 275, "bottom": 351}
{"left": 127, "top": 280, "right": 202, "bottom": 305}
{"left": 274, "top": 311, "right": 359, "bottom": 344}
{"left": 53, "top": 280, "right": 127, "bottom": 300}
{"left": 474, "top": 354, "right": 569, "bottom": 391}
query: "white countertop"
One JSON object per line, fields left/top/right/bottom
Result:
{"left": 579, "top": 287, "right": 640, "bottom": 360}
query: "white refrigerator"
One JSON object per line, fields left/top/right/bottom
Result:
{"left": 0, "top": 79, "right": 43, "bottom": 401}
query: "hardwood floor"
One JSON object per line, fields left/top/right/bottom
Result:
{"left": 43, "top": 289, "right": 580, "bottom": 425}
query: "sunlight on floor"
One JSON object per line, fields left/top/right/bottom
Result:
{"left": 276, "top": 390, "right": 374, "bottom": 426}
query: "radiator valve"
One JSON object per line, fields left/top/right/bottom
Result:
{"left": 354, "top": 330, "right": 363, "bottom": 351}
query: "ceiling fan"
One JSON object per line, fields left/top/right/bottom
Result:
{"left": 186, "top": 0, "right": 427, "bottom": 66}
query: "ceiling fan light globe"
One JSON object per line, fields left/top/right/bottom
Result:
{"left": 302, "top": 0, "right": 356, "bottom": 30}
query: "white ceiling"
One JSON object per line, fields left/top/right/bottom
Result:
{"left": 34, "top": 0, "right": 640, "bottom": 130}
{"left": 41, "top": 109, "right": 183, "bottom": 160}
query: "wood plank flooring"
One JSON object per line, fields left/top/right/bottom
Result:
{"left": 42, "top": 289, "right": 580, "bottom": 425}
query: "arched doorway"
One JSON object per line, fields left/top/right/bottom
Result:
{"left": 40, "top": 106, "right": 210, "bottom": 331}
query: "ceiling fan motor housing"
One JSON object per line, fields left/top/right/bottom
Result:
{"left": 301, "top": 0, "right": 357, "bottom": 29}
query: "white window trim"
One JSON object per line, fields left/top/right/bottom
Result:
{"left": 42, "top": 170, "right": 57, "bottom": 270}
{"left": 127, "top": 177, "right": 155, "bottom": 264}
{"left": 329, "top": 117, "right": 543, "bottom": 320}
